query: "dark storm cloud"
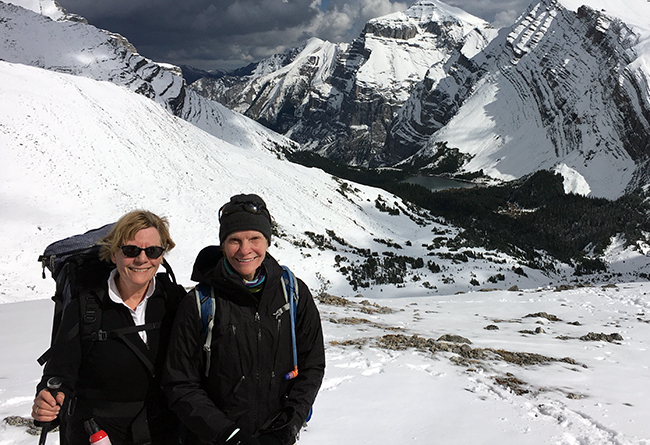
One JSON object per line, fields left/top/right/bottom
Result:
{"left": 57, "top": 0, "right": 530, "bottom": 71}
{"left": 58, "top": 0, "right": 321, "bottom": 69}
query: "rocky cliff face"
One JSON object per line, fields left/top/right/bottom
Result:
{"left": 409, "top": 0, "right": 650, "bottom": 198}
{"left": 190, "top": 0, "right": 496, "bottom": 166}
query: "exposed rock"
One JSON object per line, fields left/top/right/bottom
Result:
{"left": 493, "top": 373, "right": 530, "bottom": 395}
{"left": 329, "top": 317, "right": 371, "bottom": 325}
{"left": 437, "top": 334, "right": 472, "bottom": 344}
{"left": 189, "top": 1, "right": 496, "bottom": 167}
{"left": 579, "top": 332, "right": 623, "bottom": 342}
{"left": 555, "top": 284, "right": 575, "bottom": 292}
{"left": 317, "top": 293, "right": 354, "bottom": 306}
{"left": 3, "top": 416, "right": 42, "bottom": 435}
{"left": 374, "top": 334, "right": 583, "bottom": 367}
{"left": 524, "top": 312, "right": 561, "bottom": 322}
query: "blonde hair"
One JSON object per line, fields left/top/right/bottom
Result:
{"left": 99, "top": 210, "right": 175, "bottom": 262}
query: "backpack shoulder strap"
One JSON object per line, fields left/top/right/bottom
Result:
{"left": 280, "top": 266, "right": 314, "bottom": 423}
{"left": 36, "top": 286, "right": 104, "bottom": 366}
{"left": 78, "top": 288, "right": 104, "bottom": 359}
{"left": 195, "top": 283, "right": 215, "bottom": 377}
{"left": 80, "top": 288, "right": 158, "bottom": 375}
{"left": 281, "top": 266, "right": 299, "bottom": 303}
{"left": 160, "top": 257, "right": 178, "bottom": 284}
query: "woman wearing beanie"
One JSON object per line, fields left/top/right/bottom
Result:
{"left": 163, "top": 194, "right": 325, "bottom": 445}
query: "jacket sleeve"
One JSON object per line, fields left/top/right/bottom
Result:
{"left": 283, "top": 279, "right": 325, "bottom": 432}
{"left": 37, "top": 297, "right": 83, "bottom": 399}
{"left": 162, "top": 292, "right": 235, "bottom": 444}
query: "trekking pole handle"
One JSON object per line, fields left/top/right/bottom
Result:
{"left": 37, "top": 377, "right": 64, "bottom": 445}
{"left": 46, "top": 377, "right": 63, "bottom": 396}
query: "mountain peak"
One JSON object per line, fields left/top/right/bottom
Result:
{"left": 363, "top": 0, "right": 493, "bottom": 41}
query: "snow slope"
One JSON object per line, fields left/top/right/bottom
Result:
{"left": 0, "top": 60, "right": 425, "bottom": 302}
{"left": 2, "top": 280, "right": 649, "bottom": 444}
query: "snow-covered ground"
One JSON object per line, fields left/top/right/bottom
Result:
{"left": 2, "top": 282, "right": 649, "bottom": 444}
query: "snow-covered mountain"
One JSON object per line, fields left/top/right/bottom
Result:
{"left": 2, "top": 0, "right": 650, "bottom": 308}
{"left": 191, "top": 0, "right": 650, "bottom": 199}
{"left": 0, "top": 0, "right": 296, "bottom": 155}
{"left": 407, "top": 0, "right": 650, "bottom": 199}
{"left": 190, "top": 0, "right": 497, "bottom": 166}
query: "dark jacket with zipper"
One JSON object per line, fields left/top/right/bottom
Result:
{"left": 37, "top": 274, "right": 185, "bottom": 445}
{"left": 162, "top": 247, "right": 325, "bottom": 445}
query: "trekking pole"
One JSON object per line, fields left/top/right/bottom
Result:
{"left": 37, "top": 377, "right": 63, "bottom": 445}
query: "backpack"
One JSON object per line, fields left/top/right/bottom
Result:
{"left": 37, "top": 223, "right": 181, "bottom": 368}
{"left": 195, "top": 266, "right": 300, "bottom": 379}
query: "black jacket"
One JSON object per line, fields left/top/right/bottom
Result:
{"left": 38, "top": 274, "right": 185, "bottom": 445}
{"left": 162, "top": 247, "right": 325, "bottom": 445}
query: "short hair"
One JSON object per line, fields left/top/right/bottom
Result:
{"left": 98, "top": 210, "right": 175, "bottom": 262}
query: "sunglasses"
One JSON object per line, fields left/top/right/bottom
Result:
{"left": 219, "top": 201, "right": 267, "bottom": 221}
{"left": 120, "top": 245, "right": 165, "bottom": 259}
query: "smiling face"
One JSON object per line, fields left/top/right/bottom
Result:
{"left": 111, "top": 226, "right": 163, "bottom": 296}
{"left": 222, "top": 230, "right": 268, "bottom": 281}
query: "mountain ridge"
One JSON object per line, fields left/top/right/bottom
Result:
{"left": 190, "top": 0, "right": 496, "bottom": 166}
{"left": 189, "top": 0, "right": 650, "bottom": 199}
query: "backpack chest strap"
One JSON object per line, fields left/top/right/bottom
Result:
{"left": 89, "top": 322, "right": 161, "bottom": 341}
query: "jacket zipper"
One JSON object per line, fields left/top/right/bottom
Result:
{"left": 255, "top": 310, "right": 261, "bottom": 429}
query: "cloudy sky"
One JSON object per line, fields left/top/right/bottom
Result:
{"left": 56, "top": 0, "right": 531, "bottom": 71}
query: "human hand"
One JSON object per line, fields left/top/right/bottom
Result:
{"left": 32, "top": 388, "right": 65, "bottom": 423}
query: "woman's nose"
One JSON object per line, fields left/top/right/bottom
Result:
{"left": 239, "top": 240, "right": 252, "bottom": 254}
{"left": 134, "top": 250, "right": 148, "bottom": 262}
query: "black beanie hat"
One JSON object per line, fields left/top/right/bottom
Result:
{"left": 219, "top": 194, "right": 272, "bottom": 245}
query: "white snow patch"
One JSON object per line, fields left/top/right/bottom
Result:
{"left": 553, "top": 163, "right": 591, "bottom": 196}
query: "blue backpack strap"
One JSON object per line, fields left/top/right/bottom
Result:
{"left": 280, "top": 266, "right": 314, "bottom": 424}
{"left": 194, "top": 283, "right": 215, "bottom": 377}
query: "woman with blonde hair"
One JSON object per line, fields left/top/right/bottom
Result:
{"left": 32, "top": 210, "right": 186, "bottom": 445}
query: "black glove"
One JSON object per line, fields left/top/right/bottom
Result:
{"left": 257, "top": 424, "right": 296, "bottom": 445}
{"left": 223, "top": 428, "right": 262, "bottom": 445}
{"left": 257, "top": 432, "right": 285, "bottom": 445}
{"left": 256, "top": 407, "right": 297, "bottom": 445}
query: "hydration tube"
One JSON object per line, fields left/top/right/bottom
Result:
{"left": 282, "top": 267, "right": 299, "bottom": 380}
